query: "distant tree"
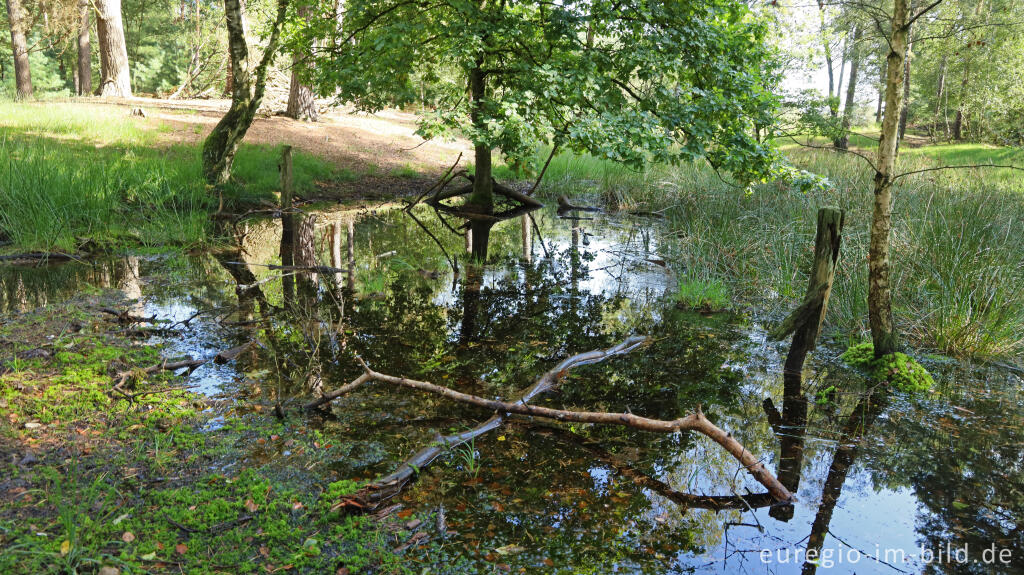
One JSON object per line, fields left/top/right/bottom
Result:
{"left": 202, "top": 0, "right": 290, "bottom": 184}
{"left": 285, "top": 6, "right": 319, "bottom": 121}
{"left": 4, "top": 0, "right": 33, "bottom": 98}
{"left": 76, "top": 0, "right": 91, "bottom": 95}
{"left": 95, "top": 0, "right": 132, "bottom": 96}
{"left": 298, "top": 0, "right": 780, "bottom": 214}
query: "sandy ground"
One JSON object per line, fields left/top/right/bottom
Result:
{"left": 106, "top": 96, "right": 474, "bottom": 199}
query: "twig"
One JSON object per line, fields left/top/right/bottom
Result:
{"left": 893, "top": 163, "right": 1024, "bottom": 182}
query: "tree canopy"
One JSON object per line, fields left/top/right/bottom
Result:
{"left": 293, "top": 0, "right": 781, "bottom": 182}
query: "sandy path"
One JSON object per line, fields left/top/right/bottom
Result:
{"left": 109, "top": 97, "right": 473, "bottom": 199}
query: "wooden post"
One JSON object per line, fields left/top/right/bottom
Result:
{"left": 279, "top": 146, "right": 295, "bottom": 302}
{"left": 769, "top": 206, "right": 846, "bottom": 359}
{"left": 767, "top": 207, "right": 844, "bottom": 504}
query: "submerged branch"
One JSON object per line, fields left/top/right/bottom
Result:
{"left": 312, "top": 336, "right": 794, "bottom": 509}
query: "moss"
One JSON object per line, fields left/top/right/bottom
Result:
{"left": 841, "top": 342, "right": 935, "bottom": 393}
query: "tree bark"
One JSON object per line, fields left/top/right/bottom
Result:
{"left": 875, "top": 58, "right": 886, "bottom": 124}
{"left": 4, "top": 0, "right": 33, "bottom": 99}
{"left": 819, "top": 4, "right": 837, "bottom": 116}
{"left": 202, "top": 0, "right": 289, "bottom": 185}
{"left": 286, "top": 6, "right": 319, "bottom": 121}
{"left": 834, "top": 27, "right": 861, "bottom": 150}
{"left": 77, "top": 0, "right": 92, "bottom": 96}
{"left": 286, "top": 70, "right": 319, "bottom": 121}
{"left": 897, "top": 22, "right": 912, "bottom": 141}
{"left": 466, "top": 62, "right": 495, "bottom": 261}
{"left": 467, "top": 64, "right": 494, "bottom": 213}
{"left": 94, "top": 0, "right": 132, "bottom": 97}
{"left": 869, "top": 0, "right": 910, "bottom": 358}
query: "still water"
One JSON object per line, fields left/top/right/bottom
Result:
{"left": 1, "top": 205, "right": 1020, "bottom": 574}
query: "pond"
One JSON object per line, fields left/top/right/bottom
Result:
{"left": 1, "top": 204, "right": 1021, "bottom": 574}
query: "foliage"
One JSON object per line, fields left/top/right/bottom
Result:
{"left": 295, "top": 0, "right": 782, "bottom": 183}
{"left": 841, "top": 342, "right": 934, "bottom": 393}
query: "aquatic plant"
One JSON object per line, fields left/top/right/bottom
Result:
{"left": 841, "top": 342, "right": 935, "bottom": 393}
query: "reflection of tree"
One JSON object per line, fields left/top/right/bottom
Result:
{"left": 0, "top": 257, "right": 140, "bottom": 312}
{"left": 801, "top": 391, "right": 889, "bottom": 575}
{"left": 866, "top": 381, "right": 1024, "bottom": 575}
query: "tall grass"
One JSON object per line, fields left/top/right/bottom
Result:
{"left": 536, "top": 148, "right": 1024, "bottom": 360}
{"left": 0, "top": 102, "right": 343, "bottom": 251}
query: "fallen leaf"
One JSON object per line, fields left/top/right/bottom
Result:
{"left": 495, "top": 544, "right": 525, "bottom": 556}
{"left": 245, "top": 499, "right": 259, "bottom": 512}
{"left": 175, "top": 543, "right": 188, "bottom": 555}
{"left": 60, "top": 540, "right": 70, "bottom": 556}
{"left": 292, "top": 501, "right": 304, "bottom": 510}
{"left": 121, "top": 531, "right": 135, "bottom": 543}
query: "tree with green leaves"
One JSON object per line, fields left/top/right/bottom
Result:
{"left": 295, "top": 0, "right": 780, "bottom": 232}
{"left": 202, "top": 0, "right": 290, "bottom": 185}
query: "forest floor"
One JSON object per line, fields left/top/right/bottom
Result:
{"left": 0, "top": 292, "right": 415, "bottom": 574}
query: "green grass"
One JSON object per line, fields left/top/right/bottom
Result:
{"left": 675, "top": 277, "right": 730, "bottom": 312}
{"left": 534, "top": 145, "right": 1024, "bottom": 360}
{"left": 0, "top": 102, "right": 344, "bottom": 252}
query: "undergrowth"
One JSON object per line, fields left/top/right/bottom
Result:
{"left": 533, "top": 146, "right": 1024, "bottom": 360}
{"left": 0, "top": 102, "right": 343, "bottom": 252}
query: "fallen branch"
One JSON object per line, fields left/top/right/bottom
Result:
{"left": 0, "top": 252, "right": 78, "bottom": 263}
{"left": 111, "top": 341, "right": 255, "bottom": 399}
{"left": 525, "top": 423, "right": 781, "bottom": 511}
{"left": 316, "top": 336, "right": 793, "bottom": 509}
{"left": 406, "top": 152, "right": 463, "bottom": 210}
{"left": 100, "top": 308, "right": 166, "bottom": 325}
{"left": 320, "top": 337, "right": 647, "bottom": 509}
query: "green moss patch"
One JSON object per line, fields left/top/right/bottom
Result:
{"left": 840, "top": 342, "right": 935, "bottom": 393}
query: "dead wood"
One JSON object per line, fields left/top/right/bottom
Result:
{"left": 100, "top": 308, "right": 165, "bottom": 325}
{"left": 557, "top": 195, "right": 601, "bottom": 213}
{"left": 0, "top": 252, "right": 78, "bottom": 263}
{"left": 111, "top": 341, "right": 255, "bottom": 399}
{"left": 316, "top": 336, "right": 793, "bottom": 510}
{"left": 526, "top": 423, "right": 780, "bottom": 511}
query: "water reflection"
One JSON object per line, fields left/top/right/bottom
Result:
{"left": 1, "top": 205, "right": 1021, "bottom": 574}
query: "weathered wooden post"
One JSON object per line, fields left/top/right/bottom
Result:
{"left": 769, "top": 206, "right": 846, "bottom": 376}
{"left": 766, "top": 206, "right": 845, "bottom": 514}
{"left": 279, "top": 146, "right": 296, "bottom": 302}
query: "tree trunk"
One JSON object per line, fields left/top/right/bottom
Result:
{"left": 898, "top": 8, "right": 914, "bottom": 141}
{"left": 202, "top": 0, "right": 290, "bottom": 185}
{"left": 869, "top": 0, "right": 910, "bottom": 358}
{"left": 286, "top": 70, "right": 318, "bottom": 121}
{"left": 934, "top": 55, "right": 946, "bottom": 115}
{"left": 875, "top": 58, "right": 886, "bottom": 124}
{"left": 819, "top": 4, "right": 837, "bottom": 116}
{"left": 466, "top": 62, "right": 495, "bottom": 260}
{"left": 952, "top": 108, "right": 963, "bottom": 140}
{"left": 77, "top": 0, "right": 92, "bottom": 96}
{"left": 4, "top": 0, "right": 33, "bottom": 99}
{"left": 834, "top": 26, "right": 861, "bottom": 150}
{"left": 94, "top": 0, "right": 132, "bottom": 97}
{"left": 286, "top": 7, "right": 318, "bottom": 121}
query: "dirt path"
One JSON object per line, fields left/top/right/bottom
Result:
{"left": 113, "top": 96, "right": 474, "bottom": 199}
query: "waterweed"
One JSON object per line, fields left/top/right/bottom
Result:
{"left": 841, "top": 342, "right": 935, "bottom": 393}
